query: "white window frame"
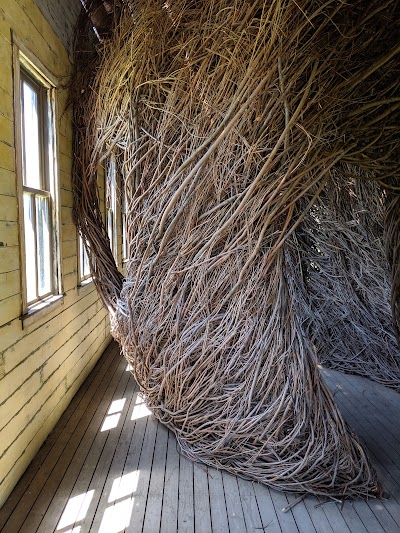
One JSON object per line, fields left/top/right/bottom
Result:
{"left": 13, "top": 35, "right": 63, "bottom": 325}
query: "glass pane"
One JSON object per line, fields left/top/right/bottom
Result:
{"left": 107, "top": 210, "right": 114, "bottom": 253}
{"left": 36, "top": 195, "right": 52, "bottom": 296}
{"left": 122, "top": 213, "right": 128, "bottom": 260}
{"left": 83, "top": 245, "right": 90, "bottom": 277}
{"left": 80, "top": 238, "right": 90, "bottom": 278}
{"left": 23, "top": 192, "right": 37, "bottom": 303}
{"left": 22, "top": 80, "right": 41, "bottom": 188}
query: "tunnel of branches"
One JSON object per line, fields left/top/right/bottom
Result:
{"left": 71, "top": 0, "right": 400, "bottom": 500}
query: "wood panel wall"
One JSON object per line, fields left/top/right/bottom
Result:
{"left": 0, "top": 0, "right": 114, "bottom": 508}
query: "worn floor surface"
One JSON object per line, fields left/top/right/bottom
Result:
{"left": 1, "top": 341, "right": 399, "bottom": 532}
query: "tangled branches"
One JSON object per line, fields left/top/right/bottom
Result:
{"left": 72, "top": 0, "right": 400, "bottom": 497}
{"left": 295, "top": 174, "right": 400, "bottom": 390}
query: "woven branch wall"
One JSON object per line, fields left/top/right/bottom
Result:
{"left": 72, "top": 0, "right": 400, "bottom": 498}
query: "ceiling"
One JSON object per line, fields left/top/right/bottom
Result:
{"left": 33, "top": 0, "right": 81, "bottom": 51}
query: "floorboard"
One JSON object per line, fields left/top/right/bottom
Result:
{"left": 160, "top": 431, "right": 179, "bottom": 533}
{"left": 1, "top": 343, "right": 400, "bottom": 532}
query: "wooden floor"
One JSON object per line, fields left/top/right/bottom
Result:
{"left": 1, "top": 342, "right": 400, "bottom": 533}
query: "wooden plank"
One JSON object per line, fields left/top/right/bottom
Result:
{"left": 142, "top": 422, "right": 169, "bottom": 533}
{"left": 193, "top": 463, "right": 212, "bottom": 533}
{"left": 178, "top": 453, "right": 195, "bottom": 533}
{"left": 324, "top": 371, "right": 400, "bottom": 532}
{"left": 337, "top": 371, "right": 400, "bottom": 413}
{"left": 222, "top": 471, "right": 247, "bottom": 533}
{"left": 286, "top": 494, "right": 316, "bottom": 533}
{"left": 79, "top": 382, "right": 143, "bottom": 531}
{"left": 366, "top": 498, "right": 400, "bottom": 532}
{"left": 3, "top": 289, "right": 104, "bottom": 378}
{"left": 253, "top": 482, "right": 282, "bottom": 533}
{"left": 324, "top": 373, "right": 400, "bottom": 498}
{"left": 269, "top": 490, "right": 299, "bottom": 532}
{"left": 0, "top": 342, "right": 119, "bottom": 531}
{"left": 208, "top": 468, "right": 230, "bottom": 533}
{"left": 0, "top": 341, "right": 118, "bottom": 530}
{"left": 237, "top": 477, "right": 263, "bottom": 531}
{"left": 313, "top": 501, "right": 359, "bottom": 533}
{"left": 323, "top": 373, "right": 400, "bottom": 528}
{"left": 351, "top": 500, "right": 386, "bottom": 533}
{"left": 124, "top": 416, "right": 159, "bottom": 532}
{"left": 160, "top": 430, "right": 180, "bottom": 533}
{"left": 310, "top": 498, "right": 352, "bottom": 533}
{"left": 302, "top": 496, "right": 335, "bottom": 533}
{"left": 50, "top": 372, "right": 138, "bottom": 533}
{"left": 3, "top": 350, "right": 400, "bottom": 533}
{"left": 93, "top": 397, "right": 150, "bottom": 533}
{"left": 16, "top": 352, "right": 129, "bottom": 532}
{"left": 339, "top": 502, "right": 369, "bottom": 533}
{"left": 326, "top": 370, "right": 400, "bottom": 443}
{"left": 0, "top": 317, "right": 109, "bottom": 455}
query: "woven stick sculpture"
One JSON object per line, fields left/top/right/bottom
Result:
{"left": 72, "top": 0, "right": 400, "bottom": 498}
{"left": 295, "top": 175, "right": 400, "bottom": 390}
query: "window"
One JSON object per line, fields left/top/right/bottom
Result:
{"left": 14, "top": 39, "right": 62, "bottom": 317}
{"left": 78, "top": 236, "right": 91, "bottom": 283}
{"left": 106, "top": 154, "right": 117, "bottom": 262}
{"left": 121, "top": 183, "right": 129, "bottom": 262}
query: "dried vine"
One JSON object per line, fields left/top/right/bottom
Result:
{"left": 71, "top": 0, "right": 400, "bottom": 498}
{"left": 295, "top": 174, "right": 400, "bottom": 390}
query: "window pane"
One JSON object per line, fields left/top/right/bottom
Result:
{"left": 80, "top": 238, "right": 91, "bottom": 278}
{"left": 23, "top": 192, "right": 37, "bottom": 303}
{"left": 83, "top": 246, "right": 90, "bottom": 277}
{"left": 36, "top": 195, "right": 52, "bottom": 296}
{"left": 22, "top": 80, "right": 41, "bottom": 189}
{"left": 107, "top": 210, "right": 114, "bottom": 253}
{"left": 122, "top": 213, "right": 127, "bottom": 260}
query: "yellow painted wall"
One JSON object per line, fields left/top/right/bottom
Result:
{"left": 0, "top": 0, "right": 114, "bottom": 508}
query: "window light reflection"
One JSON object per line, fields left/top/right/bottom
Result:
{"left": 98, "top": 498, "right": 134, "bottom": 533}
{"left": 131, "top": 393, "right": 151, "bottom": 421}
{"left": 101, "top": 413, "right": 121, "bottom": 432}
{"left": 108, "top": 398, "right": 126, "bottom": 414}
{"left": 56, "top": 490, "right": 94, "bottom": 530}
{"left": 108, "top": 470, "right": 140, "bottom": 503}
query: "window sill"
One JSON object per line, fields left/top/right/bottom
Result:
{"left": 77, "top": 278, "right": 94, "bottom": 296}
{"left": 21, "top": 294, "right": 64, "bottom": 329}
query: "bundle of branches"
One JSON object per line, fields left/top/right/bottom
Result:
{"left": 294, "top": 174, "right": 400, "bottom": 390}
{"left": 386, "top": 193, "right": 400, "bottom": 339}
{"left": 71, "top": 0, "right": 400, "bottom": 498}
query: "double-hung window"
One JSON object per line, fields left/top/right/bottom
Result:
{"left": 14, "top": 40, "right": 62, "bottom": 317}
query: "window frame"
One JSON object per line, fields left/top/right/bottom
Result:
{"left": 13, "top": 35, "right": 63, "bottom": 323}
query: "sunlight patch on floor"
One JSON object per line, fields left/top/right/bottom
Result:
{"left": 56, "top": 490, "right": 94, "bottom": 530}
{"left": 131, "top": 393, "right": 152, "bottom": 421}
{"left": 109, "top": 470, "right": 140, "bottom": 503}
{"left": 98, "top": 498, "right": 134, "bottom": 533}
{"left": 101, "top": 413, "right": 121, "bottom": 431}
{"left": 108, "top": 398, "right": 126, "bottom": 414}
{"left": 101, "top": 397, "right": 127, "bottom": 431}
